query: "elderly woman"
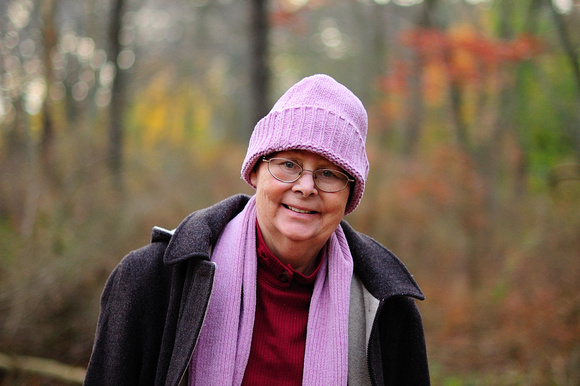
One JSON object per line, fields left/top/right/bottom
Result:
{"left": 84, "top": 74, "right": 429, "bottom": 385}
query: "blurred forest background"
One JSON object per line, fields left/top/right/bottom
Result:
{"left": 1, "top": 0, "right": 580, "bottom": 384}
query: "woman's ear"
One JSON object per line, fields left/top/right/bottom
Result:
{"left": 250, "top": 163, "right": 260, "bottom": 187}
{"left": 250, "top": 157, "right": 267, "bottom": 187}
{"left": 250, "top": 170, "right": 257, "bottom": 187}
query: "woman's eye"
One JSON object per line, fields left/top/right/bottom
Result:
{"left": 321, "top": 170, "right": 333, "bottom": 178}
{"left": 321, "top": 169, "right": 347, "bottom": 181}
{"left": 320, "top": 170, "right": 339, "bottom": 179}
{"left": 282, "top": 161, "right": 296, "bottom": 169}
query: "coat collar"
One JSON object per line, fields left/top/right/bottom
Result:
{"left": 341, "top": 221, "right": 424, "bottom": 301}
{"left": 153, "top": 194, "right": 424, "bottom": 301}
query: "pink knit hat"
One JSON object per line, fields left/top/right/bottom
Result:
{"left": 241, "top": 74, "right": 369, "bottom": 215}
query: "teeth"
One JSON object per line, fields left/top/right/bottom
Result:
{"left": 286, "top": 205, "right": 313, "bottom": 214}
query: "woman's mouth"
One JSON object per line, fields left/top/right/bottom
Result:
{"left": 283, "top": 204, "right": 317, "bottom": 214}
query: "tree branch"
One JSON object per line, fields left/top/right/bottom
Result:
{"left": 0, "top": 352, "right": 85, "bottom": 384}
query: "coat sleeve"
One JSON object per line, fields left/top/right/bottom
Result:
{"left": 376, "top": 297, "right": 430, "bottom": 385}
{"left": 84, "top": 243, "right": 169, "bottom": 386}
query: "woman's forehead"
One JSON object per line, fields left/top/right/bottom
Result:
{"left": 271, "top": 150, "right": 339, "bottom": 168}
{"left": 270, "top": 149, "right": 338, "bottom": 167}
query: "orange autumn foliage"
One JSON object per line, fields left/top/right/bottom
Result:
{"left": 382, "top": 25, "right": 544, "bottom": 97}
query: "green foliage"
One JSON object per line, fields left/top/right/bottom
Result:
{"left": 517, "top": 54, "right": 579, "bottom": 189}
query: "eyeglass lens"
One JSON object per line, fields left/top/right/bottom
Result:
{"left": 265, "top": 158, "right": 351, "bottom": 192}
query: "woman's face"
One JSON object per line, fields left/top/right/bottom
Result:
{"left": 250, "top": 150, "right": 350, "bottom": 258}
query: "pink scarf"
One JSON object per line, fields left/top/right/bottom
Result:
{"left": 189, "top": 196, "right": 354, "bottom": 385}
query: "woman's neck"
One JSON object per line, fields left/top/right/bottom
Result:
{"left": 257, "top": 225, "right": 325, "bottom": 276}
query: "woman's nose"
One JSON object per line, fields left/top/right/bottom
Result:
{"left": 292, "top": 170, "right": 318, "bottom": 195}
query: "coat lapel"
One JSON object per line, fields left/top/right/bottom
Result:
{"left": 165, "top": 259, "right": 216, "bottom": 386}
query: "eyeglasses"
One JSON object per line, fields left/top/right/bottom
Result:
{"left": 262, "top": 157, "right": 354, "bottom": 193}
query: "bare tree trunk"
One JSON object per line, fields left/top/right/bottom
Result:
{"left": 442, "top": 0, "right": 469, "bottom": 150}
{"left": 402, "top": 53, "right": 425, "bottom": 155}
{"left": 468, "top": 0, "right": 516, "bottom": 292}
{"left": 447, "top": 80, "right": 469, "bottom": 150}
{"left": 548, "top": 0, "right": 580, "bottom": 161}
{"left": 40, "top": 0, "right": 59, "bottom": 183}
{"left": 249, "top": 0, "right": 270, "bottom": 135}
{"left": 5, "top": 100, "right": 30, "bottom": 162}
{"left": 402, "top": 0, "right": 437, "bottom": 155}
{"left": 2, "top": 97, "right": 31, "bottom": 227}
{"left": 511, "top": 0, "right": 545, "bottom": 197}
{"left": 108, "top": 0, "right": 127, "bottom": 191}
{"left": 370, "top": 2, "right": 390, "bottom": 96}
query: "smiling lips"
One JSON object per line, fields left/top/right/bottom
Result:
{"left": 283, "top": 204, "right": 318, "bottom": 215}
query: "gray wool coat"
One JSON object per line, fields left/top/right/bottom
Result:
{"left": 84, "top": 194, "right": 430, "bottom": 385}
